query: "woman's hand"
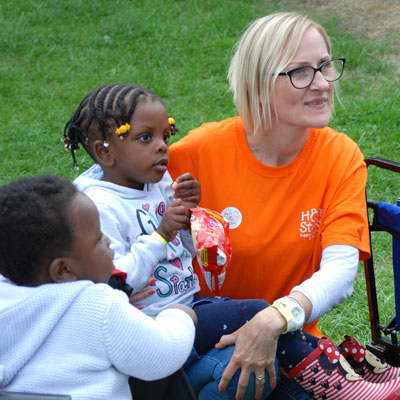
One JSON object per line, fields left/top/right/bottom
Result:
{"left": 172, "top": 173, "right": 201, "bottom": 209}
{"left": 215, "top": 306, "right": 287, "bottom": 400}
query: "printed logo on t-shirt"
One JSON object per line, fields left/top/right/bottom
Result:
{"left": 155, "top": 265, "right": 197, "bottom": 297}
{"left": 221, "top": 207, "right": 242, "bottom": 229}
{"left": 299, "top": 208, "right": 323, "bottom": 239}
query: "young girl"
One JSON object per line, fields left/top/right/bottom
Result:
{"left": 0, "top": 175, "right": 196, "bottom": 400}
{"left": 63, "top": 83, "right": 269, "bottom": 357}
{"left": 62, "top": 83, "right": 400, "bottom": 400}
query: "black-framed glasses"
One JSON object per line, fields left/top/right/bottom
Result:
{"left": 277, "top": 58, "right": 346, "bottom": 89}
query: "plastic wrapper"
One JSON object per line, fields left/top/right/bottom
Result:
{"left": 190, "top": 207, "right": 232, "bottom": 295}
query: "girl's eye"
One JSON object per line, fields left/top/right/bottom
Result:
{"left": 138, "top": 133, "right": 151, "bottom": 142}
{"left": 163, "top": 132, "right": 170, "bottom": 143}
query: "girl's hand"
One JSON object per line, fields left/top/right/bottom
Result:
{"left": 156, "top": 199, "right": 190, "bottom": 242}
{"left": 215, "top": 306, "right": 286, "bottom": 400}
{"left": 172, "top": 173, "right": 201, "bottom": 208}
{"left": 129, "top": 277, "right": 157, "bottom": 308}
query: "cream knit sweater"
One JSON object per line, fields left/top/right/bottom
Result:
{"left": 0, "top": 277, "right": 195, "bottom": 399}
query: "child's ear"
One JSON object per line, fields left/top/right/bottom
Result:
{"left": 93, "top": 139, "right": 115, "bottom": 167}
{"left": 48, "top": 258, "right": 78, "bottom": 283}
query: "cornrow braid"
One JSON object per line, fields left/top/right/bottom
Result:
{"left": 104, "top": 84, "right": 125, "bottom": 127}
{"left": 94, "top": 85, "right": 113, "bottom": 142}
{"left": 62, "top": 84, "right": 159, "bottom": 169}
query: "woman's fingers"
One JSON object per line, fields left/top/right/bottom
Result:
{"left": 254, "top": 371, "right": 266, "bottom": 400}
{"left": 217, "top": 307, "right": 285, "bottom": 398}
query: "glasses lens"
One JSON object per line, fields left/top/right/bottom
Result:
{"left": 290, "top": 66, "right": 314, "bottom": 89}
{"left": 321, "top": 59, "right": 344, "bottom": 82}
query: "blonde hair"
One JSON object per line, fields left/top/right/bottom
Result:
{"left": 228, "top": 12, "right": 332, "bottom": 134}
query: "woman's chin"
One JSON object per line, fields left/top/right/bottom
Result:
{"left": 309, "top": 114, "right": 332, "bottom": 129}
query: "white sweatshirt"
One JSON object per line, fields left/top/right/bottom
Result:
{"left": 0, "top": 277, "right": 195, "bottom": 400}
{"left": 74, "top": 164, "right": 200, "bottom": 316}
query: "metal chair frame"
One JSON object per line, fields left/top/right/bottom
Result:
{"left": 365, "top": 157, "right": 400, "bottom": 366}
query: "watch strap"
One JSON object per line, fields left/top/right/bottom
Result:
{"left": 271, "top": 301, "right": 293, "bottom": 332}
{"left": 272, "top": 296, "right": 306, "bottom": 333}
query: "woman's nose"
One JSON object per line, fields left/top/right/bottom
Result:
{"left": 310, "top": 70, "right": 330, "bottom": 90}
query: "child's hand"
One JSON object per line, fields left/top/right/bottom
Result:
{"left": 156, "top": 199, "right": 190, "bottom": 242}
{"left": 130, "top": 277, "right": 157, "bottom": 309}
{"left": 172, "top": 173, "right": 201, "bottom": 209}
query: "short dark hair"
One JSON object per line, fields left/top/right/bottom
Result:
{"left": 63, "top": 84, "right": 161, "bottom": 167}
{"left": 0, "top": 175, "right": 77, "bottom": 286}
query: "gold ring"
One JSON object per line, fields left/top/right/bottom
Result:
{"left": 255, "top": 374, "right": 265, "bottom": 381}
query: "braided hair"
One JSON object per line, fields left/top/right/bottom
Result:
{"left": 0, "top": 175, "right": 77, "bottom": 286}
{"left": 63, "top": 84, "right": 160, "bottom": 169}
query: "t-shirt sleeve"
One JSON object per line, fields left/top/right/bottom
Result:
{"left": 319, "top": 140, "right": 370, "bottom": 260}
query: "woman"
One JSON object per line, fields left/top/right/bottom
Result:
{"left": 169, "top": 12, "right": 370, "bottom": 400}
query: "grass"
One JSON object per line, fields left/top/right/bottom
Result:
{"left": 0, "top": 0, "right": 399, "bottom": 345}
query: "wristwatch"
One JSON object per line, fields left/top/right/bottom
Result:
{"left": 271, "top": 296, "right": 306, "bottom": 333}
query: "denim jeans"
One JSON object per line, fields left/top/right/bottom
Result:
{"left": 185, "top": 345, "right": 312, "bottom": 400}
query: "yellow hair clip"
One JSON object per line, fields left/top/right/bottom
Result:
{"left": 168, "top": 117, "right": 179, "bottom": 135}
{"left": 115, "top": 123, "right": 131, "bottom": 139}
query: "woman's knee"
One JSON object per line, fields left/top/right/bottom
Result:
{"left": 186, "top": 345, "right": 278, "bottom": 400}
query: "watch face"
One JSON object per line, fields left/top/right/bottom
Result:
{"left": 283, "top": 300, "right": 305, "bottom": 322}
{"left": 292, "top": 306, "right": 303, "bottom": 321}
{"left": 276, "top": 297, "right": 305, "bottom": 332}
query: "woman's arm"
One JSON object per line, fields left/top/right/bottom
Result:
{"left": 216, "top": 244, "right": 359, "bottom": 399}
{"left": 292, "top": 244, "right": 359, "bottom": 322}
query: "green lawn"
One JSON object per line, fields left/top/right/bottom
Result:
{"left": 0, "top": 0, "right": 399, "bottom": 345}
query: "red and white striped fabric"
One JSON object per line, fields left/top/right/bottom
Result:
{"left": 340, "top": 335, "right": 400, "bottom": 383}
{"left": 287, "top": 337, "right": 400, "bottom": 400}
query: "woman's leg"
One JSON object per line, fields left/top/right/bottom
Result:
{"left": 276, "top": 330, "right": 319, "bottom": 371}
{"left": 262, "top": 331, "right": 317, "bottom": 399}
{"left": 265, "top": 376, "right": 313, "bottom": 400}
{"left": 185, "top": 345, "right": 278, "bottom": 400}
{"left": 188, "top": 300, "right": 315, "bottom": 399}
{"left": 193, "top": 298, "right": 269, "bottom": 354}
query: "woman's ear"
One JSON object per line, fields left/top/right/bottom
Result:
{"left": 93, "top": 139, "right": 115, "bottom": 167}
{"left": 48, "top": 258, "right": 78, "bottom": 283}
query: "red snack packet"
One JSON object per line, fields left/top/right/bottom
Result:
{"left": 190, "top": 207, "right": 232, "bottom": 295}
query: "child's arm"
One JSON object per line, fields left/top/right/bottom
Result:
{"left": 172, "top": 173, "right": 201, "bottom": 209}
{"left": 165, "top": 303, "right": 198, "bottom": 327}
{"left": 105, "top": 290, "right": 196, "bottom": 380}
{"left": 98, "top": 204, "right": 167, "bottom": 293}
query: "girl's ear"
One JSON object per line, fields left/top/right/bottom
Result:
{"left": 48, "top": 258, "right": 78, "bottom": 283}
{"left": 93, "top": 139, "right": 115, "bottom": 167}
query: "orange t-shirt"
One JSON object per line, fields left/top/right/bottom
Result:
{"left": 169, "top": 117, "right": 370, "bottom": 336}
